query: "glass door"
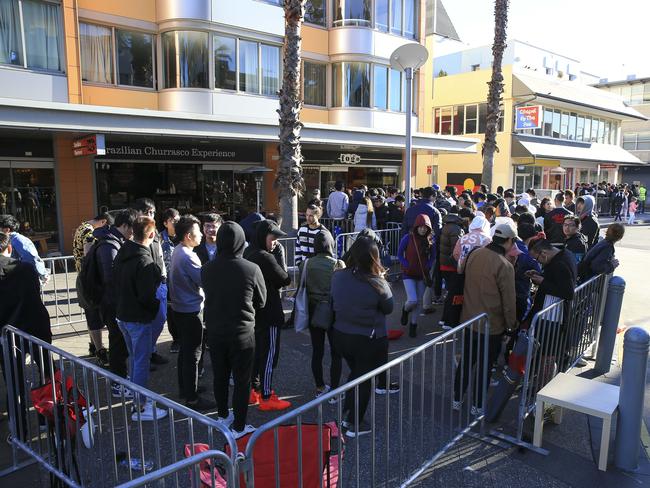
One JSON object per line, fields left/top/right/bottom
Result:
{"left": 514, "top": 174, "right": 528, "bottom": 194}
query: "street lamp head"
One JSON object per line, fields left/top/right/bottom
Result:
{"left": 390, "top": 43, "right": 429, "bottom": 72}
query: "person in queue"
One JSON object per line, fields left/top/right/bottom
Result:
{"left": 0, "top": 214, "right": 49, "bottom": 283}
{"left": 296, "top": 204, "right": 327, "bottom": 264}
{"left": 160, "top": 208, "right": 180, "bottom": 353}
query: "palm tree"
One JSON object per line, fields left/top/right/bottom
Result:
{"left": 275, "top": 0, "right": 306, "bottom": 233}
{"left": 481, "top": 0, "right": 509, "bottom": 191}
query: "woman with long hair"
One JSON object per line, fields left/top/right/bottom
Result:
{"left": 331, "top": 238, "right": 397, "bottom": 438}
{"left": 397, "top": 214, "right": 434, "bottom": 337}
{"left": 353, "top": 195, "right": 376, "bottom": 232}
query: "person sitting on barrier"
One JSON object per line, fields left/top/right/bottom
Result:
{"left": 331, "top": 238, "right": 397, "bottom": 438}
{"left": 113, "top": 216, "right": 168, "bottom": 421}
{"left": 202, "top": 222, "right": 266, "bottom": 439}
{"left": 244, "top": 220, "right": 292, "bottom": 412}
{"left": 398, "top": 214, "right": 434, "bottom": 338}
{"left": 0, "top": 214, "right": 49, "bottom": 284}
{"left": 577, "top": 222, "right": 624, "bottom": 283}
{"left": 562, "top": 216, "right": 588, "bottom": 264}
{"left": 454, "top": 224, "right": 517, "bottom": 415}
{"left": 295, "top": 204, "right": 327, "bottom": 265}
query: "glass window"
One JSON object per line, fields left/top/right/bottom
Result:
{"left": 610, "top": 122, "right": 618, "bottom": 144}
{"left": 644, "top": 82, "right": 650, "bottom": 103}
{"left": 389, "top": 67, "right": 401, "bottom": 111}
{"left": 161, "top": 31, "right": 208, "bottom": 88}
{"left": 591, "top": 118, "right": 599, "bottom": 142}
{"left": 261, "top": 44, "right": 279, "bottom": 95}
{"left": 584, "top": 117, "right": 592, "bottom": 142}
{"left": 116, "top": 30, "right": 153, "bottom": 88}
{"left": 560, "top": 112, "right": 569, "bottom": 139}
{"left": 375, "top": 0, "right": 388, "bottom": 32}
{"left": 373, "top": 64, "right": 388, "bottom": 109}
{"left": 21, "top": 0, "right": 64, "bottom": 71}
{"left": 440, "top": 106, "right": 452, "bottom": 135}
{"left": 304, "top": 61, "right": 326, "bottom": 106}
{"left": 597, "top": 119, "right": 605, "bottom": 143}
{"left": 552, "top": 109, "right": 561, "bottom": 138}
{"left": 568, "top": 113, "right": 577, "bottom": 140}
{"left": 576, "top": 115, "right": 585, "bottom": 141}
{"left": 478, "top": 103, "right": 487, "bottom": 133}
{"left": 465, "top": 104, "right": 477, "bottom": 134}
{"left": 239, "top": 39, "right": 259, "bottom": 93}
{"left": 404, "top": 0, "right": 416, "bottom": 38}
{"left": 214, "top": 35, "right": 236, "bottom": 90}
{"left": 0, "top": 0, "right": 22, "bottom": 65}
{"left": 334, "top": 0, "right": 371, "bottom": 27}
{"left": 434, "top": 108, "right": 440, "bottom": 133}
{"left": 603, "top": 121, "right": 611, "bottom": 145}
{"left": 620, "top": 85, "right": 631, "bottom": 103}
{"left": 630, "top": 84, "right": 644, "bottom": 105}
{"left": 305, "top": 0, "right": 326, "bottom": 26}
{"left": 390, "top": 0, "right": 402, "bottom": 34}
{"left": 622, "top": 133, "right": 636, "bottom": 150}
{"left": 80, "top": 23, "right": 113, "bottom": 83}
{"left": 637, "top": 132, "right": 650, "bottom": 150}
{"left": 452, "top": 106, "right": 463, "bottom": 135}
{"left": 543, "top": 108, "right": 553, "bottom": 137}
{"left": 332, "top": 62, "right": 370, "bottom": 107}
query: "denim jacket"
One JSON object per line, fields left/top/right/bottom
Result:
{"left": 10, "top": 232, "right": 48, "bottom": 281}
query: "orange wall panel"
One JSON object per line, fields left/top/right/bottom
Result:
{"left": 82, "top": 85, "right": 158, "bottom": 110}
{"left": 301, "top": 108, "right": 329, "bottom": 124}
{"left": 78, "top": 0, "right": 156, "bottom": 22}
{"left": 302, "top": 25, "right": 329, "bottom": 56}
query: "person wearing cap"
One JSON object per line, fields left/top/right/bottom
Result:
{"left": 454, "top": 223, "right": 516, "bottom": 414}
{"left": 243, "top": 220, "right": 292, "bottom": 411}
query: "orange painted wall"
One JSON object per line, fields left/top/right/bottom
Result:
{"left": 302, "top": 25, "right": 329, "bottom": 56}
{"left": 302, "top": 107, "right": 329, "bottom": 124}
{"left": 54, "top": 135, "right": 96, "bottom": 253}
{"left": 78, "top": 0, "right": 156, "bottom": 22}
{"left": 83, "top": 85, "right": 158, "bottom": 110}
{"left": 62, "top": 0, "right": 82, "bottom": 103}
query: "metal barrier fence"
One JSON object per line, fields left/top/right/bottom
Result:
{"left": 242, "top": 314, "right": 490, "bottom": 487}
{"left": 491, "top": 273, "right": 609, "bottom": 449}
{"left": 1, "top": 326, "right": 239, "bottom": 488}
{"left": 41, "top": 256, "right": 87, "bottom": 330}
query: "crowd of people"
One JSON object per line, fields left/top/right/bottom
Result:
{"left": 0, "top": 177, "right": 634, "bottom": 440}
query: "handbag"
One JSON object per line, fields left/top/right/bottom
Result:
{"left": 312, "top": 298, "right": 334, "bottom": 330}
{"left": 294, "top": 261, "right": 310, "bottom": 332}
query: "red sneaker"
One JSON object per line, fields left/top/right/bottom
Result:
{"left": 248, "top": 390, "right": 261, "bottom": 406}
{"left": 258, "top": 394, "right": 292, "bottom": 412}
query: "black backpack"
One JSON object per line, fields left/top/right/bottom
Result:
{"left": 76, "top": 239, "right": 116, "bottom": 310}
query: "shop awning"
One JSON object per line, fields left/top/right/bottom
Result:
{"left": 0, "top": 97, "right": 477, "bottom": 155}
{"left": 512, "top": 134, "right": 644, "bottom": 165}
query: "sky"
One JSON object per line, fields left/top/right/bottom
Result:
{"left": 439, "top": 0, "right": 650, "bottom": 82}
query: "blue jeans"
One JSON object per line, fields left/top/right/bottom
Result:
{"left": 118, "top": 320, "right": 153, "bottom": 389}
{"left": 151, "top": 283, "right": 168, "bottom": 352}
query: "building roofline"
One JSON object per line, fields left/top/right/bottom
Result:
{"left": 594, "top": 76, "right": 650, "bottom": 87}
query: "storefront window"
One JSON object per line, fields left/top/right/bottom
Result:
{"left": 373, "top": 64, "right": 388, "bottom": 109}
{"left": 261, "top": 44, "right": 279, "bottom": 95}
{"left": 214, "top": 35, "right": 236, "bottom": 90}
{"left": 333, "top": 0, "right": 371, "bottom": 27}
{"left": 239, "top": 40, "right": 259, "bottom": 93}
{"left": 116, "top": 30, "right": 154, "bottom": 88}
{"left": 304, "top": 61, "right": 326, "bottom": 106}
{"left": 305, "top": 0, "right": 326, "bottom": 26}
{"left": 80, "top": 23, "right": 113, "bottom": 83}
{"left": 162, "top": 31, "right": 208, "bottom": 88}
{"left": 332, "top": 62, "right": 370, "bottom": 108}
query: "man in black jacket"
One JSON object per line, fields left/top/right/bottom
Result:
{"left": 562, "top": 216, "right": 588, "bottom": 264}
{"left": 544, "top": 193, "right": 572, "bottom": 244}
{"left": 202, "top": 222, "right": 266, "bottom": 439}
{"left": 94, "top": 209, "right": 137, "bottom": 394}
{"left": 113, "top": 216, "right": 167, "bottom": 421}
{"left": 244, "top": 220, "right": 292, "bottom": 411}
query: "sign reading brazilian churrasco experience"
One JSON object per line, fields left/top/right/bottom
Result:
{"left": 99, "top": 141, "right": 264, "bottom": 163}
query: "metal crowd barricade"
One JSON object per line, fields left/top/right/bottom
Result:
{"left": 319, "top": 218, "right": 355, "bottom": 235}
{"left": 241, "top": 314, "right": 490, "bottom": 487}
{"left": 491, "top": 273, "right": 609, "bottom": 450}
{"left": 41, "top": 256, "right": 87, "bottom": 331}
{"left": 277, "top": 236, "right": 300, "bottom": 300}
{"left": 1, "top": 326, "right": 239, "bottom": 488}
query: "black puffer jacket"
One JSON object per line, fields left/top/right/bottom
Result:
{"left": 439, "top": 213, "right": 464, "bottom": 269}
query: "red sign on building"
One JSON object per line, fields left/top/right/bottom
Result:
{"left": 73, "top": 134, "right": 105, "bottom": 157}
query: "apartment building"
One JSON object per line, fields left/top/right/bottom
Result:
{"left": 0, "top": 0, "right": 475, "bottom": 252}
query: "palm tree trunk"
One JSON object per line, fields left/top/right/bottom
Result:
{"left": 481, "top": 0, "right": 509, "bottom": 191}
{"left": 275, "top": 0, "right": 306, "bottom": 233}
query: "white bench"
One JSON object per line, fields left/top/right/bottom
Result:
{"left": 533, "top": 372, "right": 620, "bottom": 471}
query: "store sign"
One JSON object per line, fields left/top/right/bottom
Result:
{"left": 100, "top": 141, "right": 263, "bottom": 163}
{"left": 600, "top": 164, "right": 617, "bottom": 169}
{"left": 426, "top": 165, "right": 433, "bottom": 175}
{"left": 515, "top": 106, "right": 543, "bottom": 130}
{"left": 338, "top": 153, "right": 361, "bottom": 164}
{"left": 73, "top": 134, "right": 105, "bottom": 157}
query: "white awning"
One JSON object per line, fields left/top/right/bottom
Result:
{"left": 512, "top": 135, "right": 644, "bottom": 165}
{"left": 0, "top": 97, "right": 478, "bottom": 155}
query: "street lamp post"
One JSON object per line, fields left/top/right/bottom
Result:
{"left": 239, "top": 166, "right": 273, "bottom": 213}
{"left": 390, "top": 43, "right": 429, "bottom": 203}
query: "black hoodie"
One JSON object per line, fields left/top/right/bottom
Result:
{"left": 113, "top": 240, "right": 162, "bottom": 323}
{"left": 202, "top": 222, "right": 267, "bottom": 341}
{"left": 243, "top": 220, "right": 291, "bottom": 328}
{"left": 0, "top": 255, "right": 51, "bottom": 341}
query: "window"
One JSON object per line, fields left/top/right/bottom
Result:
{"left": 584, "top": 117, "right": 591, "bottom": 142}
{"left": 603, "top": 121, "right": 610, "bottom": 146}
{"left": 638, "top": 133, "right": 650, "bottom": 150}
{"left": 333, "top": 0, "right": 371, "bottom": 27}
{"left": 116, "top": 30, "right": 154, "bottom": 88}
{"left": 576, "top": 115, "right": 585, "bottom": 141}
{"left": 214, "top": 35, "right": 236, "bottom": 90}
{"left": 590, "top": 117, "right": 599, "bottom": 142}
{"left": 0, "top": 0, "right": 64, "bottom": 71}
{"left": 478, "top": 103, "right": 487, "bottom": 133}
{"left": 597, "top": 119, "right": 605, "bottom": 143}
{"left": 630, "top": 83, "right": 644, "bottom": 105}
{"left": 543, "top": 108, "right": 553, "bottom": 137}
{"left": 440, "top": 106, "right": 452, "bottom": 135}
{"left": 390, "top": 0, "right": 402, "bottom": 34}
{"left": 404, "top": 0, "right": 416, "bottom": 39}
{"left": 644, "top": 82, "right": 650, "bottom": 103}
{"left": 261, "top": 44, "right": 279, "bottom": 95}
{"left": 332, "top": 62, "right": 370, "bottom": 107}
{"left": 622, "top": 133, "right": 636, "bottom": 150}
{"left": 239, "top": 40, "right": 258, "bottom": 93}
{"left": 552, "top": 109, "right": 561, "bottom": 138}
{"left": 389, "top": 67, "right": 401, "bottom": 111}
{"left": 465, "top": 104, "right": 478, "bottom": 134}
{"left": 162, "top": 31, "right": 208, "bottom": 88}
{"left": 568, "top": 113, "right": 577, "bottom": 140}
{"left": 305, "top": 0, "right": 326, "bottom": 26}
{"left": 304, "top": 61, "right": 326, "bottom": 106}
{"left": 375, "top": 0, "right": 388, "bottom": 32}
{"left": 560, "top": 112, "right": 569, "bottom": 139}
{"left": 452, "top": 106, "right": 463, "bottom": 135}
{"left": 80, "top": 23, "right": 113, "bottom": 83}
{"left": 373, "top": 64, "right": 388, "bottom": 109}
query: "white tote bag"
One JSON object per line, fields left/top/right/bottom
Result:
{"left": 294, "top": 262, "right": 310, "bottom": 332}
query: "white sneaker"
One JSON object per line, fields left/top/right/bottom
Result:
{"left": 452, "top": 400, "right": 462, "bottom": 411}
{"left": 111, "top": 383, "right": 134, "bottom": 399}
{"left": 231, "top": 424, "right": 256, "bottom": 439}
{"left": 131, "top": 402, "right": 168, "bottom": 422}
{"left": 217, "top": 411, "right": 234, "bottom": 429}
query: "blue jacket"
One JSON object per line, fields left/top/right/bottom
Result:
{"left": 579, "top": 239, "right": 617, "bottom": 281}
{"left": 402, "top": 199, "right": 442, "bottom": 238}
{"left": 10, "top": 232, "right": 48, "bottom": 280}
